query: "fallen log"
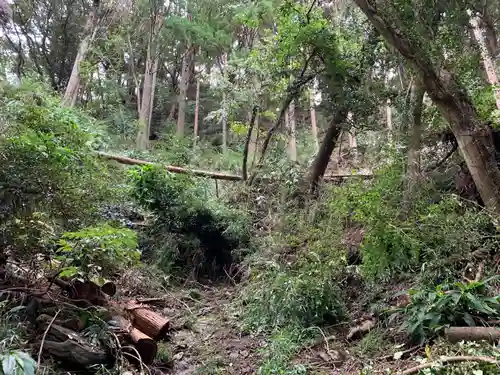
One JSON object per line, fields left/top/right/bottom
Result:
{"left": 445, "top": 326, "right": 500, "bottom": 343}
{"left": 36, "top": 340, "right": 109, "bottom": 367}
{"left": 36, "top": 315, "right": 109, "bottom": 367}
{"left": 97, "top": 152, "right": 243, "bottom": 181}
{"left": 97, "top": 152, "right": 374, "bottom": 182}
{"left": 126, "top": 303, "right": 170, "bottom": 340}
{"left": 113, "top": 316, "right": 157, "bottom": 365}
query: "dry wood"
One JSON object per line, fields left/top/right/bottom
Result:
{"left": 399, "top": 356, "right": 500, "bottom": 375}
{"left": 97, "top": 152, "right": 243, "bottom": 181}
{"left": 114, "top": 316, "right": 157, "bottom": 365}
{"left": 126, "top": 303, "right": 170, "bottom": 340}
{"left": 445, "top": 326, "right": 500, "bottom": 343}
{"left": 36, "top": 314, "right": 109, "bottom": 367}
{"left": 36, "top": 339, "right": 109, "bottom": 367}
{"left": 97, "top": 151, "right": 373, "bottom": 182}
{"left": 48, "top": 277, "right": 107, "bottom": 306}
{"left": 101, "top": 281, "right": 117, "bottom": 296}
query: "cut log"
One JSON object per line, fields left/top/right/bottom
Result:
{"left": 101, "top": 281, "right": 117, "bottom": 296}
{"left": 445, "top": 326, "right": 500, "bottom": 343}
{"left": 126, "top": 304, "right": 170, "bottom": 340}
{"left": 48, "top": 277, "right": 107, "bottom": 306}
{"left": 113, "top": 316, "right": 157, "bottom": 365}
{"left": 36, "top": 339, "right": 109, "bottom": 367}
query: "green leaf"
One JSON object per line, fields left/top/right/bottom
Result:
{"left": 463, "top": 312, "right": 475, "bottom": 327}
{"left": 2, "top": 355, "right": 16, "bottom": 375}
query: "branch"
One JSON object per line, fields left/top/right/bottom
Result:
{"left": 424, "top": 140, "right": 458, "bottom": 172}
{"left": 399, "top": 356, "right": 500, "bottom": 375}
{"left": 242, "top": 106, "right": 259, "bottom": 181}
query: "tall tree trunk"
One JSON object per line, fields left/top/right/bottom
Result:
{"left": 401, "top": 82, "right": 426, "bottom": 215}
{"left": 62, "top": 0, "right": 100, "bottom": 107}
{"left": 193, "top": 77, "right": 201, "bottom": 145}
{"left": 354, "top": 0, "right": 500, "bottom": 215}
{"left": 470, "top": 15, "right": 500, "bottom": 109}
{"left": 176, "top": 46, "right": 195, "bottom": 136}
{"left": 309, "top": 86, "right": 319, "bottom": 152}
{"left": 284, "top": 102, "right": 297, "bottom": 161}
{"left": 250, "top": 112, "right": 260, "bottom": 171}
{"left": 307, "top": 109, "right": 348, "bottom": 192}
{"left": 136, "top": 45, "right": 158, "bottom": 150}
{"left": 349, "top": 129, "right": 358, "bottom": 163}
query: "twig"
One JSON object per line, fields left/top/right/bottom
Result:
{"left": 399, "top": 356, "right": 500, "bottom": 375}
{"left": 37, "top": 309, "right": 61, "bottom": 367}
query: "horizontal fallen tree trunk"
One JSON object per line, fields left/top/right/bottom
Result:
{"left": 399, "top": 356, "right": 500, "bottom": 375}
{"left": 97, "top": 152, "right": 373, "bottom": 182}
{"left": 36, "top": 315, "right": 110, "bottom": 367}
{"left": 97, "top": 152, "right": 243, "bottom": 181}
{"left": 114, "top": 316, "right": 157, "bottom": 365}
{"left": 445, "top": 326, "right": 500, "bottom": 343}
{"left": 37, "top": 339, "right": 109, "bottom": 367}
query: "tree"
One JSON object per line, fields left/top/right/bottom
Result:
{"left": 354, "top": 0, "right": 500, "bottom": 215}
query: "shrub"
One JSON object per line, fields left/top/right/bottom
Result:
{"left": 129, "top": 165, "right": 251, "bottom": 278}
{"left": 0, "top": 82, "right": 115, "bottom": 260}
{"left": 392, "top": 277, "right": 500, "bottom": 343}
{"left": 55, "top": 224, "right": 140, "bottom": 280}
{"left": 241, "top": 257, "right": 346, "bottom": 331}
{"left": 326, "top": 163, "right": 500, "bottom": 281}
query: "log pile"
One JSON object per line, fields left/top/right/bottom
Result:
{"left": 0, "top": 271, "right": 171, "bottom": 371}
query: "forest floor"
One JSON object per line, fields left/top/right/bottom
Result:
{"left": 117, "top": 269, "right": 423, "bottom": 375}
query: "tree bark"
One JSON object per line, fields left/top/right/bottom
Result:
{"left": 62, "top": 0, "right": 100, "bottom": 107}
{"left": 470, "top": 15, "right": 500, "bottom": 109}
{"left": 242, "top": 106, "right": 259, "bottom": 181}
{"left": 354, "top": 0, "right": 500, "bottom": 215}
{"left": 287, "top": 100, "right": 297, "bottom": 161}
{"left": 309, "top": 86, "right": 319, "bottom": 152}
{"left": 308, "top": 109, "right": 349, "bottom": 192}
{"left": 176, "top": 46, "right": 195, "bottom": 137}
{"left": 193, "top": 77, "right": 201, "bottom": 145}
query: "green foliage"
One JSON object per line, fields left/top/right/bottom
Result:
{"left": 327, "top": 163, "right": 500, "bottom": 281}
{"left": 130, "top": 165, "right": 251, "bottom": 277}
{"left": 56, "top": 224, "right": 140, "bottom": 279}
{"left": 257, "top": 328, "right": 309, "bottom": 375}
{"left": 0, "top": 351, "right": 36, "bottom": 375}
{"left": 393, "top": 277, "right": 500, "bottom": 344}
{"left": 242, "top": 254, "right": 346, "bottom": 331}
{"left": 0, "top": 82, "right": 117, "bottom": 259}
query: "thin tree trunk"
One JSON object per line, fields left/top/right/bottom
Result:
{"left": 176, "top": 46, "right": 195, "bottom": 136}
{"left": 401, "top": 82, "right": 425, "bottom": 216}
{"left": 136, "top": 42, "right": 157, "bottom": 150}
{"left": 354, "top": 0, "right": 500, "bottom": 215}
{"left": 250, "top": 113, "right": 260, "bottom": 171}
{"left": 221, "top": 93, "right": 228, "bottom": 153}
{"left": 309, "top": 87, "right": 319, "bottom": 152}
{"left": 242, "top": 106, "right": 259, "bottom": 180}
{"left": 287, "top": 100, "right": 297, "bottom": 161}
{"left": 308, "top": 109, "right": 349, "bottom": 193}
{"left": 470, "top": 15, "right": 500, "bottom": 109}
{"left": 193, "top": 78, "right": 201, "bottom": 145}
{"left": 62, "top": 0, "right": 100, "bottom": 107}
{"left": 349, "top": 129, "right": 358, "bottom": 163}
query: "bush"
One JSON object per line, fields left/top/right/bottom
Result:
{"left": 0, "top": 82, "right": 116, "bottom": 260}
{"left": 55, "top": 224, "right": 140, "bottom": 280}
{"left": 241, "top": 256, "right": 346, "bottom": 331}
{"left": 392, "top": 277, "right": 500, "bottom": 343}
{"left": 129, "top": 165, "right": 251, "bottom": 279}
{"left": 325, "top": 163, "right": 499, "bottom": 281}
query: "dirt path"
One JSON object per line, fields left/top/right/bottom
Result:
{"left": 155, "top": 285, "right": 263, "bottom": 374}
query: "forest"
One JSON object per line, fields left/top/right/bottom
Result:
{"left": 1, "top": 0, "right": 500, "bottom": 373}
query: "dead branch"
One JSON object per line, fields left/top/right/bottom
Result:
{"left": 399, "top": 356, "right": 500, "bottom": 375}
{"left": 445, "top": 326, "right": 500, "bottom": 343}
{"left": 113, "top": 316, "right": 157, "bottom": 365}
